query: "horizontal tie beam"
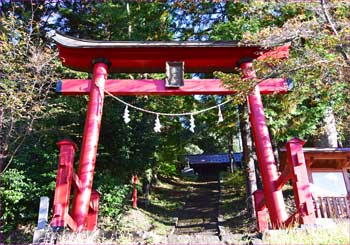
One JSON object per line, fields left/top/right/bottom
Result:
{"left": 57, "top": 78, "right": 292, "bottom": 96}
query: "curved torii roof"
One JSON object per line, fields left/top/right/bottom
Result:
{"left": 52, "top": 32, "right": 289, "bottom": 73}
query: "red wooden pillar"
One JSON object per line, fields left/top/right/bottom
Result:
{"left": 253, "top": 190, "right": 268, "bottom": 232}
{"left": 87, "top": 190, "right": 100, "bottom": 231}
{"left": 71, "top": 62, "right": 109, "bottom": 231}
{"left": 286, "top": 138, "right": 316, "bottom": 225}
{"left": 241, "top": 62, "right": 288, "bottom": 228}
{"left": 51, "top": 139, "right": 77, "bottom": 228}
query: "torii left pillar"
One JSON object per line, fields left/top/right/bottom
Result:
{"left": 241, "top": 62, "right": 288, "bottom": 228}
{"left": 71, "top": 61, "right": 109, "bottom": 231}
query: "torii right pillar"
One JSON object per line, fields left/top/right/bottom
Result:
{"left": 241, "top": 62, "right": 288, "bottom": 228}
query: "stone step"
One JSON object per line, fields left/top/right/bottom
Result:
{"left": 174, "top": 230, "right": 217, "bottom": 235}
{"left": 167, "top": 234, "right": 223, "bottom": 245}
{"left": 168, "top": 233, "right": 262, "bottom": 245}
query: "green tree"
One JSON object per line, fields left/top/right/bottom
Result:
{"left": 0, "top": 8, "right": 60, "bottom": 241}
{"left": 0, "top": 11, "right": 58, "bottom": 172}
{"left": 212, "top": 1, "right": 350, "bottom": 147}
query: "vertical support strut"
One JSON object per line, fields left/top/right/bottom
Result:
{"left": 253, "top": 190, "right": 268, "bottom": 232}
{"left": 87, "top": 190, "right": 100, "bottom": 231}
{"left": 286, "top": 138, "right": 316, "bottom": 225}
{"left": 241, "top": 62, "right": 288, "bottom": 228}
{"left": 51, "top": 139, "right": 77, "bottom": 228}
{"left": 71, "top": 62, "right": 109, "bottom": 231}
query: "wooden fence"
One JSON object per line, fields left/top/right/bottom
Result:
{"left": 314, "top": 196, "right": 350, "bottom": 219}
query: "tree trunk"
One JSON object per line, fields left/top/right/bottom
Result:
{"left": 142, "top": 180, "right": 151, "bottom": 200}
{"left": 0, "top": 106, "right": 5, "bottom": 172}
{"left": 315, "top": 107, "right": 338, "bottom": 147}
{"left": 228, "top": 133, "right": 234, "bottom": 173}
{"left": 239, "top": 103, "right": 257, "bottom": 218}
{"left": 271, "top": 138, "right": 280, "bottom": 170}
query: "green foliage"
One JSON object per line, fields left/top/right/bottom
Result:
{"left": 184, "top": 143, "right": 203, "bottom": 155}
{"left": 56, "top": 1, "right": 173, "bottom": 41}
{"left": 211, "top": 2, "right": 350, "bottom": 145}
{"left": 0, "top": 11, "right": 59, "bottom": 172}
{"left": 168, "top": 1, "right": 228, "bottom": 40}
{"left": 214, "top": 70, "right": 256, "bottom": 105}
{"left": 0, "top": 8, "right": 63, "bottom": 241}
{"left": 1, "top": 1, "right": 350, "bottom": 241}
{"left": 157, "top": 161, "right": 178, "bottom": 177}
{"left": 223, "top": 170, "right": 246, "bottom": 195}
{"left": 0, "top": 169, "right": 38, "bottom": 234}
{"left": 94, "top": 171, "right": 132, "bottom": 230}
{"left": 211, "top": 14, "right": 260, "bottom": 41}
{"left": 256, "top": 29, "right": 349, "bottom": 143}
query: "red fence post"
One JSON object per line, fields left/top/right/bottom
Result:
{"left": 132, "top": 175, "right": 138, "bottom": 209}
{"left": 241, "top": 62, "right": 288, "bottom": 228}
{"left": 71, "top": 61, "right": 109, "bottom": 231}
{"left": 253, "top": 190, "right": 268, "bottom": 232}
{"left": 286, "top": 137, "right": 316, "bottom": 225}
{"left": 51, "top": 139, "right": 77, "bottom": 229}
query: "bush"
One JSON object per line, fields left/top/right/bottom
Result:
{"left": 94, "top": 171, "right": 132, "bottom": 230}
{"left": 223, "top": 169, "right": 246, "bottom": 193}
{"left": 157, "top": 162, "right": 178, "bottom": 177}
{"left": 0, "top": 169, "right": 38, "bottom": 235}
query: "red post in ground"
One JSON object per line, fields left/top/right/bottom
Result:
{"left": 71, "top": 62, "right": 109, "bottom": 231}
{"left": 132, "top": 175, "right": 138, "bottom": 209}
{"left": 86, "top": 190, "right": 100, "bottom": 231}
{"left": 51, "top": 139, "right": 77, "bottom": 228}
{"left": 241, "top": 62, "right": 288, "bottom": 228}
{"left": 285, "top": 138, "right": 316, "bottom": 225}
{"left": 253, "top": 190, "right": 268, "bottom": 232}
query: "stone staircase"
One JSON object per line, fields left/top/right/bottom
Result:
{"left": 169, "top": 174, "right": 222, "bottom": 244}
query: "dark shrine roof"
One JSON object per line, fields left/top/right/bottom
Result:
{"left": 51, "top": 32, "right": 287, "bottom": 73}
{"left": 186, "top": 153, "right": 243, "bottom": 165}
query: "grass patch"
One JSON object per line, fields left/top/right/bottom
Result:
{"left": 114, "top": 177, "right": 186, "bottom": 244}
{"left": 219, "top": 170, "right": 256, "bottom": 234}
{"left": 57, "top": 177, "right": 185, "bottom": 244}
{"left": 262, "top": 220, "right": 350, "bottom": 244}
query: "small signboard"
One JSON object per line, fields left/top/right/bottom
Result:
{"left": 166, "top": 61, "right": 184, "bottom": 87}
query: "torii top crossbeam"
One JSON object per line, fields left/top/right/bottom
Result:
{"left": 52, "top": 32, "right": 288, "bottom": 73}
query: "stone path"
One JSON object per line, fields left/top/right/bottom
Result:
{"left": 168, "top": 174, "right": 223, "bottom": 244}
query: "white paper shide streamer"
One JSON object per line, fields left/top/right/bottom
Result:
{"left": 190, "top": 114, "right": 195, "bottom": 133}
{"left": 154, "top": 114, "right": 162, "bottom": 133}
{"left": 123, "top": 105, "right": 131, "bottom": 124}
{"left": 217, "top": 106, "right": 224, "bottom": 124}
{"left": 103, "top": 89, "right": 233, "bottom": 133}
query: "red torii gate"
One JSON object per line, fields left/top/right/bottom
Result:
{"left": 50, "top": 32, "right": 315, "bottom": 232}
